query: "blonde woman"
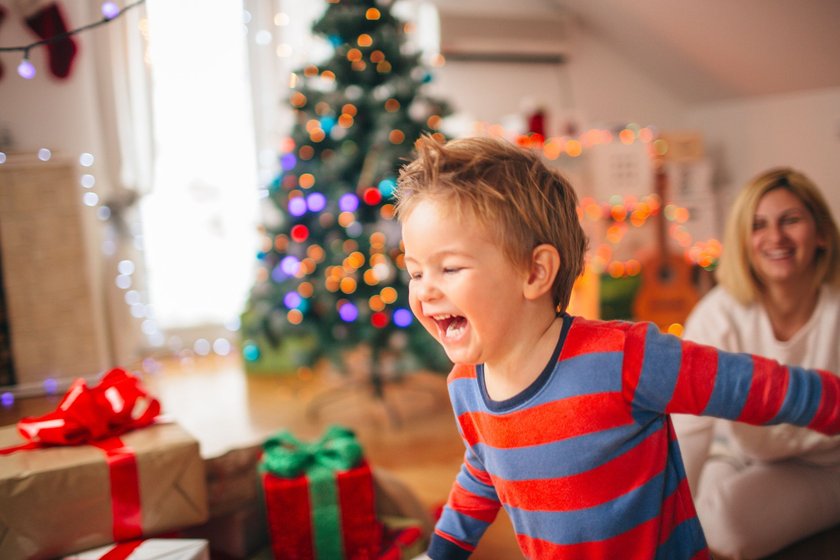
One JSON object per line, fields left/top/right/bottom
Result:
{"left": 674, "top": 167, "right": 840, "bottom": 559}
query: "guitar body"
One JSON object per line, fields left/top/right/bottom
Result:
{"left": 632, "top": 160, "right": 700, "bottom": 330}
{"left": 632, "top": 252, "right": 699, "bottom": 330}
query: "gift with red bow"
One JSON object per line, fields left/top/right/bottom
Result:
{"left": 0, "top": 368, "right": 208, "bottom": 559}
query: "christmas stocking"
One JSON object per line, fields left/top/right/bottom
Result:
{"left": 16, "top": 0, "right": 78, "bottom": 79}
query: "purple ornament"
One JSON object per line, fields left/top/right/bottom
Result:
{"left": 339, "top": 193, "right": 359, "bottom": 212}
{"left": 102, "top": 2, "right": 120, "bottom": 19}
{"left": 17, "top": 59, "right": 36, "bottom": 79}
{"left": 306, "top": 192, "right": 327, "bottom": 212}
{"left": 288, "top": 197, "right": 307, "bottom": 216}
{"left": 339, "top": 302, "right": 358, "bottom": 322}
{"left": 393, "top": 308, "right": 413, "bottom": 327}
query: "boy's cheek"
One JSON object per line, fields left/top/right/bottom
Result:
{"left": 408, "top": 301, "right": 441, "bottom": 341}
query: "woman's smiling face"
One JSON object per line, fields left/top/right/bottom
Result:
{"left": 401, "top": 198, "right": 529, "bottom": 366}
{"left": 750, "top": 187, "right": 824, "bottom": 288}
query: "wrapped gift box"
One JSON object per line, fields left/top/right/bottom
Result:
{"left": 63, "top": 538, "right": 210, "bottom": 560}
{"left": 263, "top": 460, "right": 382, "bottom": 559}
{"left": 203, "top": 443, "right": 262, "bottom": 518}
{"left": 260, "top": 426, "right": 382, "bottom": 560}
{"left": 182, "top": 500, "right": 268, "bottom": 559}
{"left": 0, "top": 422, "right": 209, "bottom": 559}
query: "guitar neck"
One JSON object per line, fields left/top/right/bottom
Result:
{"left": 654, "top": 164, "right": 670, "bottom": 259}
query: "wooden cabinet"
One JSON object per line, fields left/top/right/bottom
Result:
{"left": 0, "top": 155, "right": 110, "bottom": 389}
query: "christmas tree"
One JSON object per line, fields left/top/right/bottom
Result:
{"left": 240, "top": 0, "right": 452, "bottom": 377}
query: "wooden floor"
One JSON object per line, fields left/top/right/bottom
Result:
{"left": 3, "top": 353, "right": 840, "bottom": 559}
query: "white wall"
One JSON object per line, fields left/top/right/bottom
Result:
{"left": 686, "top": 87, "right": 840, "bottom": 227}
{"left": 0, "top": 4, "right": 105, "bottom": 167}
{"left": 428, "top": 16, "right": 840, "bottom": 239}
{"left": 564, "top": 21, "right": 687, "bottom": 131}
{"left": 429, "top": 19, "right": 687, "bottom": 139}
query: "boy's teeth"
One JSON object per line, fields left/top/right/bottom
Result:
{"left": 446, "top": 321, "right": 464, "bottom": 337}
{"left": 442, "top": 316, "right": 466, "bottom": 338}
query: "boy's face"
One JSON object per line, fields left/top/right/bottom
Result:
{"left": 402, "top": 198, "right": 529, "bottom": 366}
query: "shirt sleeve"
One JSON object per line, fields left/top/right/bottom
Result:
{"left": 626, "top": 321, "right": 840, "bottom": 435}
{"left": 428, "top": 446, "right": 502, "bottom": 559}
{"left": 670, "top": 293, "right": 726, "bottom": 493}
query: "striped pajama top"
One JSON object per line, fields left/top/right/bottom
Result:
{"left": 428, "top": 315, "right": 840, "bottom": 559}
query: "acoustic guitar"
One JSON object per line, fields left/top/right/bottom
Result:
{"left": 632, "top": 161, "right": 699, "bottom": 331}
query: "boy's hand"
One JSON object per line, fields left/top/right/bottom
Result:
{"left": 410, "top": 555, "right": 432, "bottom": 560}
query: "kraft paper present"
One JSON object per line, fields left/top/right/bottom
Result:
{"left": 0, "top": 422, "right": 209, "bottom": 559}
{"left": 63, "top": 538, "right": 210, "bottom": 560}
{"left": 203, "top": 443, "right": 262, "bottom": 517}
{"left": 182, "top": 501, "right": 268, "bottom": 559}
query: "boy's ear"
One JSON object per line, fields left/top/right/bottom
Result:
{"left": 524, "top": 244, "right": 560, "bottom": 300}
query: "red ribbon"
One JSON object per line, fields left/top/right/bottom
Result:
{"left": 15, "top": 367, "right": 160, "bottom": 445}
{"left": 93, "top": 437, "right": 144, "bottom": 541}
{"left": 1, "top": 367, "right": 160, "bottom": 542}
{"left": 100, "top": 539, "right": 144, "bottom": 560}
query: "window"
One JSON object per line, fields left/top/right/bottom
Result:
{"left": 141, "top": 0, "right": 259, "bottom": 336}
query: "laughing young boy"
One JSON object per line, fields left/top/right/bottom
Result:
{"left": 395, "top": 135, "right": 840, "bottom": 559}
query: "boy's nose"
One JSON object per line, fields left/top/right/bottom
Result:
{"left": 414, "top": 278, "right": 440, "bottom": 302}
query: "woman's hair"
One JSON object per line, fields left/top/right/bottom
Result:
{"left": 717, "top": 166, "right": 840, "bottom": 303}
{"left": 395, "top": 135, "right": 587, "bottom": 312}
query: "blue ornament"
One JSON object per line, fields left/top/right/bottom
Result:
{"left": 378, "top": 178, "right": 397, "bottom": 197}
{"left": 320, "top": 116, "right": 337, "bottom": 134}
{"left": 243, "top": 342, "right": 261, "bottom": 362}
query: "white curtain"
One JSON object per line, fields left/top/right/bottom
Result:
{"left": 89, "top": 0, "right": 155, "bottom": 364}
{"left": 244, "top": 0, "right": 327, "bottom": 191}
{"left": 138, "top": 0, "right": 261, "bottom": 341}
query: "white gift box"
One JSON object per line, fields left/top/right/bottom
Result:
{"left": 63, "top": 539, "right": 209, "bottom": 560}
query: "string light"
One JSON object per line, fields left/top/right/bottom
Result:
{"left": 0, "top": 0, "right": 147, "bottom": 79}
{"left": 17, "top": 52, "right": 36, "bottom": 79}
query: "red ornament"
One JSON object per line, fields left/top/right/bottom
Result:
{"left": 371, "top": 312, "right": 388, "bottom": 328}
{"left": 290, "top": 224, "right": 309, "bottom": 242}
{"left": 362, "top": 188, "right": 382, "bottom": 206}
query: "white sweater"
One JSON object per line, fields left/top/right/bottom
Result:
{"left": 680, "top": 284, "right": 840, "bottom": 465}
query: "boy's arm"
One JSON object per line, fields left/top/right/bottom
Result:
{"left": 627, "top": 322, "right": 840, "bottom": 432}
{"left": 428, "top": 447, "right": 502, "bottom": 559}
{"left": 726, "top": 420, "right": 840, "bottom": 461}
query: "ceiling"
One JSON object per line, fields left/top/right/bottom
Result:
{"left": 429, "top": 0, "right": 840, "bottom": 104}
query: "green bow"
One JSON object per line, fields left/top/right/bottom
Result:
{"left": 260, "top": 424, "right": 362, "bottom": 476}
{"left": 261, "top": 425, "right": 363, "bottom": 559}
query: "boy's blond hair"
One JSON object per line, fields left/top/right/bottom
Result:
{"left": 396, "top": 135, "right": 587, "bottom": 312}
{"left": 717, "top": 166, "right": 840, "bottom": 304}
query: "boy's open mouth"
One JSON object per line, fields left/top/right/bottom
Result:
{"left": 432, "top": 314, "right": 467, "bottom": 339}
